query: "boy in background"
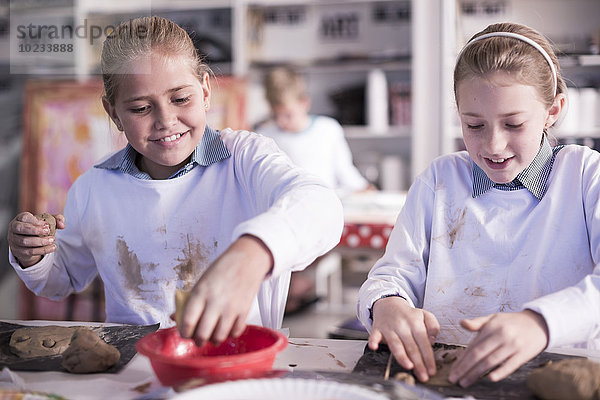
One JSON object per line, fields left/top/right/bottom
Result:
{"left": 257, "top": 67, "right": 373, "bottom": 315}
{"left": 258, "top": 67, "right": 372, "bottom": 198}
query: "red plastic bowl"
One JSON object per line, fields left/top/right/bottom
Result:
{"left": 135, "top": 325, "right": 288, "bottom": 387}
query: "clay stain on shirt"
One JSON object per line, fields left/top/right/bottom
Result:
{"left": 434, "top": 277, "right": 455, "bottom": 296}
{"left": 433, "top": 207, "right": 467, "bottom": 249}
{"left": 464, "top": 286, "right": 485, "bottom": 297}
{"left": 498, "top": 302, "right": 515, "bottom": 312}
{"left": 174, "top": 234, "right": 212, "bottom": 290}
{"left": 116, "top": 237, "right": 158, "bottom": 296}
{"left": 494, "top": 284, "right": 514, "bottom": 312}
{"left": 448, "top": 208, "right": 467, "bottom": 248}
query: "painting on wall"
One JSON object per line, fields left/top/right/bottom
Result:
{"left": 21, "top": 79, "right": 126, "bottom": 214}
{"left": 206, "top": 76, "right": 247, "bottom": 131}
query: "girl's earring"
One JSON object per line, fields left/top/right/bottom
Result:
{"left": 543, "top": 122, "right": 552, "bottom": 135}
{"left": 204, "top": 103, "right": 209, "bottom": 109}
{"left": 116, "top": 122, "right": 123, "bottom": 131}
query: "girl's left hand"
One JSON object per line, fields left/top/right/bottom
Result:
{"left": 448, "top": 310, "right": 549, "bottom": 387}
{"left": 177, "top": 234, "right": 273, "bottom": 345}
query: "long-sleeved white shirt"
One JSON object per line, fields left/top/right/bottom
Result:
{"left": 358, "top": 144, "right": 600, "bottom": 349}
{"left": 258, "top": 116, "right": 369, "bottom": 197}
{"left": 11, "top": 128, "right": 344, "bottom": 329}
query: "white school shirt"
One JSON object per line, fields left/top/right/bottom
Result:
{"left": 357, "top": 144, "right": 600, "bottom": 349}
{"left": 258, "top": 116, "right": 369, "bottom": 198}
{"left": 11, "top": 128, "right": 344, "bottom": 329}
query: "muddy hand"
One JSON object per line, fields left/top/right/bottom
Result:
{"left": 7, "top": 212, "right": 65, "bottom": 267}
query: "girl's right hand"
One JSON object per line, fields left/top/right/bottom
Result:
{"left": 368, "top": 296, "right": 440, "bottom": 382}
{"left": 7, "top": 212, "right": 65, "bottom": 268}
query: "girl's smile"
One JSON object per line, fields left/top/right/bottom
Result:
{"left": 151, "top": 130, "right": 189, "bottom": 144}
{"left": 103, "top": 52, "right": 210, "bottom": 179}
{"left": 484, "top": 156, "right": 513, "bottom": 170}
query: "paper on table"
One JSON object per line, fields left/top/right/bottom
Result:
{"left": 0, "top": 366, "right": 26, "bottom": 390}
{"left": 172, "top": 378, "right": 390, "bottom": 400}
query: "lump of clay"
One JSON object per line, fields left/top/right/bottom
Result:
{"left": 61, "top": 328, "right": 120, "bottom": 373}
{"left": 394, "top": 371, "right": 416, "bottom": 385}
{"left": 35, "top": 213, "right": 56, "bottom": 236}
{"left": 174, "top": 289, "right": 191, "bottom": 328}
{"left": 426, "top": 346, "right": 466, "bottom": 386}
{"left": 10, "top": 326, "right": 76, "bottom": 358}
{"left": 527, "top": 358, "right": 600, "bottom": 400}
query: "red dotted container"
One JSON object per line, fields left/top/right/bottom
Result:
{"left": 339, "top": 223, "right": 394, "bottom": 249}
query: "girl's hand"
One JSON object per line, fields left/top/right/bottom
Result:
{"left": 448, "top": 310, "right": 549, "bottom": 387}
{"left": 7, "top": 212, "right": 65, "bottom": 268}
{"left": 368, "top": 296, "right": 440, "bottom": 382}
{"left": 178, "top": 235, "right": 273, "bottom": 345}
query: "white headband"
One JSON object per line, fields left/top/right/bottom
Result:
{"left": 457, "top": 31, "right": 558, "bottom": 96}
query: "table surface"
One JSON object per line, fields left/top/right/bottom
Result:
{"left": 2, "top": 320, "right": 599, "bottom": 400}
{"left": 342, "top": 190, "right": 406, "bottom": 226}
{"left": 0, "top": 320, "right": 366, "bottom": 400}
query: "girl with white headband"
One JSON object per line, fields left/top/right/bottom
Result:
{"left": 358, "top": 22, "right": 600, "bottom": 386}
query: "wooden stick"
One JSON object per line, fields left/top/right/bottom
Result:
{"left": 384, "top": 353, "right": 393, "bottom": 380}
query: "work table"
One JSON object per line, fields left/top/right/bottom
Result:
{"left": 0, "top": 320, "right": 367, "bottom": 400}
{"left": 2, "top": 320, "right": 599, "bottom": 400}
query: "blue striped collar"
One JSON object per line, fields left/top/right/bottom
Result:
{"left": 94, "top": 126, "right": 231, "bottom": 179}
{"left": 472, "top": 136, "right": 562, "bottom": 200}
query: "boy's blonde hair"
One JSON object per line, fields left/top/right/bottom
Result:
{"left": 454, "top": 22, "right": 566, "bottom": 110}
{"left": 264, "top": 67, "right": 307, "bottom": 106}
{"left": 101, "top": 16, "right": 212, "bottom": 105}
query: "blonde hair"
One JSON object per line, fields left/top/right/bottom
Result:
{"left": 264, "top": 67, "right": 307, "bottom": 106}
{"left": 101, "top": 16, "right": 212, "bottom": 105}
{"left": 454, "top": 22, "right": 566, "bottom": 110}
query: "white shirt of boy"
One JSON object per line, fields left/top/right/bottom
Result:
{"left": 358, "top": 142, "right": 600, "bottom": 350}
{"left": 11, "top": 128, "right": 344, "bottom": 329}
{"left": 258, "top": 115, "right": 369, "bottom": 197}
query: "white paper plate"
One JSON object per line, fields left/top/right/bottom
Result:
{"left": 172, "top": 378, "right": 388, "bottom": 400}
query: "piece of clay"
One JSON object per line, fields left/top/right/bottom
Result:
{"left": 35, "top": 213, "right": 56, "bottom": 236}
{"left": 426, "top": 347, "right": 465, "bottom": 386}
{"left": 61, "top": 328, "right": 120, "bottom": 373}
{"left": 527, "top": 358, "right": 600, "bottom": 400}
{"left": 174, "top": 289, "right": 191, "bottom": 328}
{"left": 10, "top": 326, "right": 76, "bottom": 358}
{"left": 394, "top": 371, "right": 416, "bottom": 385}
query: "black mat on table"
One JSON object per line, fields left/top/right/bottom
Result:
{"left": 353, "top": 343, "right": 580, "bottom": 400}
{"left": 0, "top": 321, "right": 159, "bottom": 373}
